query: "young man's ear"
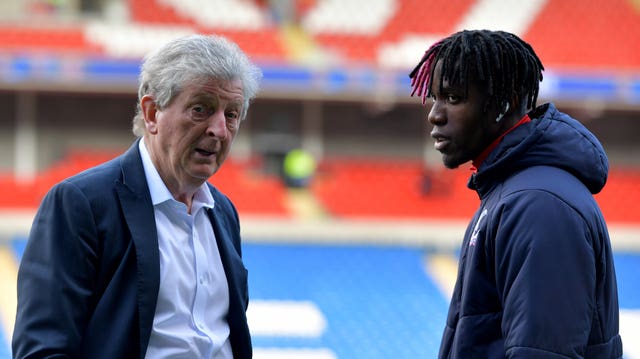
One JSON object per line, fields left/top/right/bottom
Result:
{"left": 140, "top": 95, "right": 159, "bottom": 135}
{"left": 483, "top": 98, "right": 506, "bottom": 112}
{"left": 495, "top": 102, "right": 510, "bottom": 123}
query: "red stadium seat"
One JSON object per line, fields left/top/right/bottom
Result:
{"left": 524, "top": 0, "right": 640, "bottom": 71}
{"left": 0, "top": 25, "right": 100, "bottom": 54}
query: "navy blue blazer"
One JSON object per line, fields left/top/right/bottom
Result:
{"left": 13, "top": 140, "right": 252, "bottom": 359}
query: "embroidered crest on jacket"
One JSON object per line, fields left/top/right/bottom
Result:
{"left": 470, "top": 209, "right": 488, "bottom": 246}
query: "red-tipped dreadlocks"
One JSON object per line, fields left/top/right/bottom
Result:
{"left": 409, "top": 40, "right": 442, "bottom": 105}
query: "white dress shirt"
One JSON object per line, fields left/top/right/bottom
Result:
{"left": 139, "top": 139, "right": 233, "bottom": 359}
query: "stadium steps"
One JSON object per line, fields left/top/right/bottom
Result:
{"left": 283, "top": 188, "right": 328, "bottom": 220}
{"left": 0, "top": 246, "right": 17, "bottom": 344}
{"left": 278, "top": 23, "right": 326, "bottom": 65}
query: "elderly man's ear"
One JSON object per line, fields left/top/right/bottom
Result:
{"left": 141, "top": 95, "right": 159, "bottom": 135}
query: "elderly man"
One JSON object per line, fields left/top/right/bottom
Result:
{"left": 13, "top": 34, "right": 262, "bottom": 359}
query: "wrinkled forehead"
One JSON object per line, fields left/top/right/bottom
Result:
{"left": 178, "top": 75, "right": 244, "bottom": 96}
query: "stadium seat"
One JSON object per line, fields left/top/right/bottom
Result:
{"left": 1, "top": 0, "right": 639, "bottom": 70}
{"left": 524, "top": 0, "right": 640, "bottom": 70}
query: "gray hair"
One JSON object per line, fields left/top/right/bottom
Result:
{"left": 132, "top": 34, "right": 263, "bottom": 137}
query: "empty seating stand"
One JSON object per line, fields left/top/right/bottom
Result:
{"left": 1, "top": 0, "right": 639, "bottom": 69}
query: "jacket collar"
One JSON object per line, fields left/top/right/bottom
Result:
{"left": 114, "top": 138, "right": 160, "bottom": 358}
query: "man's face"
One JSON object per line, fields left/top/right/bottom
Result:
{"left": 143, "top": 79, "right": 244, "bottom": 191}
{"left": 427, "top": 61, "right": 497, "bottom": 169}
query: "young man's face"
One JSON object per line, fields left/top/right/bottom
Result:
{"left": 427, "top": 60, "right": 499, "bottom": 169}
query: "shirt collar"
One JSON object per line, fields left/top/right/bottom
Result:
{"left": 471, "top": 114, "right": 532, "bottom": 172}
{"left": 138, "top": 138, "right": 215, "bottom": 210}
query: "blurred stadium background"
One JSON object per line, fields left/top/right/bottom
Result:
{"left": 0, "top": 0, "right": 639, "bottom": 358}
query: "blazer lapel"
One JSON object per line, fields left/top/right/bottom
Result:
{"left": 114, "top": 140, "right": 160, "bottom": 358}
{"left": 208, "top": 207, "right": 246, "bottom": 312}
{"left": 207, "top": 205, "right": 251, "bottom": 358}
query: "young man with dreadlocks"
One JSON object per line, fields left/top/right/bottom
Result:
{"left": 410, "top": 29, "right": 623, "bottom": 358}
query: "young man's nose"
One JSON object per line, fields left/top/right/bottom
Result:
{"left": 428, "top": 101, "right": 446, "bottom": 126}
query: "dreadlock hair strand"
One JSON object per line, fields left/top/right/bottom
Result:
{"left": 409, "top": 30, "right": 544, "bottom": 110}
{"left": 410, "top": 40, "right": 443, "bottom": 103}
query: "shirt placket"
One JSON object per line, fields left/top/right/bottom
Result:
{"left": 190, "top": 208, "right": 212, "bottom": 341}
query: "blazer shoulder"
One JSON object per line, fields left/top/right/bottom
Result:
{"left": 60, "top": 156, "right": 124, "bottom": 193}
{"left": 62, "top": 141, "right": 143, "bottom": 193}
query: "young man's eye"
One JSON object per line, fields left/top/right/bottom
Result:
{"left": 446, "top": 94, "right": 460, "bottom": 103}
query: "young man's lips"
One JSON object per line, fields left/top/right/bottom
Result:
{"left": 434, "top": 138, "right": 450, "bottom": 152}
{"left": 431, "top": 132, "right": 450, "bottom": 152}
